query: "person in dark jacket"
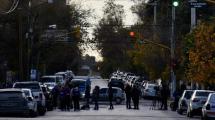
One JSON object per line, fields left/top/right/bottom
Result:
{"left": 84, "top": 84, "right": 91, "bottom": 109}
{"left": 160, "top": 83, "right": 170, "bottom": 110}
{"left": 64, "top": 84, "right": 71, "bottom": 111}
{"left": 124, "top": 83, "right": 132, "bottom": 109}
{"left": 52, "top": 85, "right": 60, "bottom": 109}
{"left": 131, "top": 85, "right": 140, "bottom": 109}
{"left": 72, "top": 86, "right": 80, "bottom": 111}
{"left": 108, "top": 83, "right": 114, "bottom": 110}
{"left": 92, "top": 86, "right": 100, "bottom": 110}
{"left": 59, "top": 86, "right": 66, "bottom": 111}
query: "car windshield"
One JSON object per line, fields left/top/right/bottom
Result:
{"left": 196, "top": 91, "right": 213, "bottom": 97}
{"left": 40, "top": 77, "right": 55, "bottom": 83}
{"left": 148, "top": 85, "right": 156, "bottom": 89}
{"left": 14, "top": 83, "right": 40, "bottom": 92}
{"left": 184, "top": 91, "right": 193, "bottom": 99}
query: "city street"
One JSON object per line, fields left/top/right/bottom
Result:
{"left": 0, "top": 101, "right": 200, "bottom": 120}
{"left": 0, "top": 79, "right": 201, "bottom": 120}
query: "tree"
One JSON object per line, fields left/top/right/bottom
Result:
{"left": 32, "top": 1, "right": 91, "bottom": 75}
{"left": 93, "top": 0, "right": 131, "bottom": 77}
{"left": 0, "top": 0, "right": 91, "bottom": 81}
{"left": 186, "top": 20, "right": 215, "bottom": 84}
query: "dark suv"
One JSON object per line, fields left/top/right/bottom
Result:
{"left": 13, "top": 81, "right": 46, "bottom": 115}
{"left": 0, "top": 89, "right": 35, "bottom": 117}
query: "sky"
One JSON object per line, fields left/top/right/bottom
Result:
{"left": 70, "top": 0, "right": 138, "bottom": 61}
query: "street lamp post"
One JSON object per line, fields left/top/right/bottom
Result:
{"left": 26, "top": 0, "right": 53, "bottom": 81}
{"left": 170, "top": 4, "right": 177, "bottom": 98}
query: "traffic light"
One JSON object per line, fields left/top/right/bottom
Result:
{"left": 129, "top": 31, "right": 135, "bottom": 37}
{"left": 172, "top": 0, "right": 179, "bottom": 7}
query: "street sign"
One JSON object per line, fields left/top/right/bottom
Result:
{"left": 31, "top": 69, "right": 37, "bottom": 80}
{"left": 190, "top": 2, "right": 207, "bottom": 8}
{"left": 189, "top": 0, "right": 207, "bottom": 8}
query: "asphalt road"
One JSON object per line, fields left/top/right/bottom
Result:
{"left": 0, "top": 79, "right": 201, "bottom": 120}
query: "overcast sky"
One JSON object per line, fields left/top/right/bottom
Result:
{"left": 70, "top": 0, "right": 138, "bottom": 61}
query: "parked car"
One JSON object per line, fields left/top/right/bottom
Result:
{"left": 142, "top": 83, "right": 158, "bottom": 98}
{"left": 0, "top": 89, "right": 37, "bottom": 117}
{"left": 92, "top": 87, "right": 125, "bottom": 104}
{"left": 177, "top": 90, "right": 194, "bottom": 115}
{"left": 21, "top": 89, "right": 38, "bottom": 116}
{"left": 202, "top": 93, "right": 215, "bottom": 120}
{"left": 70, "top": 79, "right": 87, "bottom": 99}
{"left": 55, "top": 72, "right": 68, "bottom": 81}
{"left": 13, "top": 81, "right": 46, "bottom": 116}
{"left": 39, "top": 75, "right": 64, "bottom": 90}
{"left": 40, "top": 84, "right": 53, "bottom": 111}
{"left": 109, "top": 77, "right": 124, "bottom": 90}
{"left": 187, "top": 90, "right": 214, "bottom": 117}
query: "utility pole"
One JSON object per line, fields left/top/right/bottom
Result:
{"left": 153, "top": 1, "right": 157, "bottom": 41}
{"left": 26, "top": 0, "right": 33, "bottom": 81}
{"left": 18, "top": 7, "right": 24, "bottom": 81}
{"left": 190, "top": 0, "right": 196, "bottom": 89}
{"left": 190, "top": 0, "right": 196, "bottom": 30}
{"left": 170, "top": 6, "right": 176, "bottom": 98}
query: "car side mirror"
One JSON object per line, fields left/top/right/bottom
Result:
{"left": 27, "top": 97, "right": 33, "bottom": 101}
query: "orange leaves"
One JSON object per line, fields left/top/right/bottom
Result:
{"left": 187, "top": 21, "right": 215, "bottom": 84}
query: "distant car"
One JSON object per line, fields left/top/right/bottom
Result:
{"left": 109, "top": 77, "right": 124, "bottom": 90}
{"left": 202, "top": 93, "right": 215, "bottom": 120}
{"left": 142, "top": 83, "right": 158, "bottom": 98}
{"left": 92, "top": 87, "right": 125, "bottom": 104}
{"left": 21, "top": 89, "right": 38, "bottom": 116}
{"left": 177, "top": 90, "right": 193, "bottom": 115}
{"left": 13, "top": 81, "right": 46, "bottom": 116}
{"left": 0, "top": 89, "right": 37, "bottom": 117}
{"left": 40, "top": 75, "right": 64, "bottom": 90}
{"left": 70, "top": 79, "right": 87, "bottom": 99}
{"left": 187, "top": 90, "right": 214, "bottom": 117}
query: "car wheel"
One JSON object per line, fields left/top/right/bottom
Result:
{"left": 30, "top": 110, "right": 38, "bottom": 117}
{"left": 115, "top": 98, "right": 122, "bottom": 104}
{"left": 38, "top": 107, "right": 46, "bottom": 116}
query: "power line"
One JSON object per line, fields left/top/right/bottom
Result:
{"left": 0, "top": 0, "right": 20, "bottom": 14}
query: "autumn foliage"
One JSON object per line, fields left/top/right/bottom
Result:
{"left": 186, "top": 21, "right": 215, "bottom": 84}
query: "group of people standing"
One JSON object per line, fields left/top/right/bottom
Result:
{"left": 50, "top": 79, "right": 171, "bottom": 112}
{"left": 51, "top": 80, "right": 91, "bottom": 111}
{"left": 124, "top": 84, "right": 141, "bottom": 109}
{"left": 91, "top": 83, "right": 141, "bottom": 110}
{"left": 91, "top": 83, "right": 115, "bottom": 110}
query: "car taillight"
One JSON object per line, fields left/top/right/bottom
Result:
{"left": 39, "top": 93, "right": 43, "bottom": 100}
{"left": 206, "top": 104, "right": 211, "bottom": 110}
{"left": 193, "top": 98, "right": 199, "bottom": 102}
